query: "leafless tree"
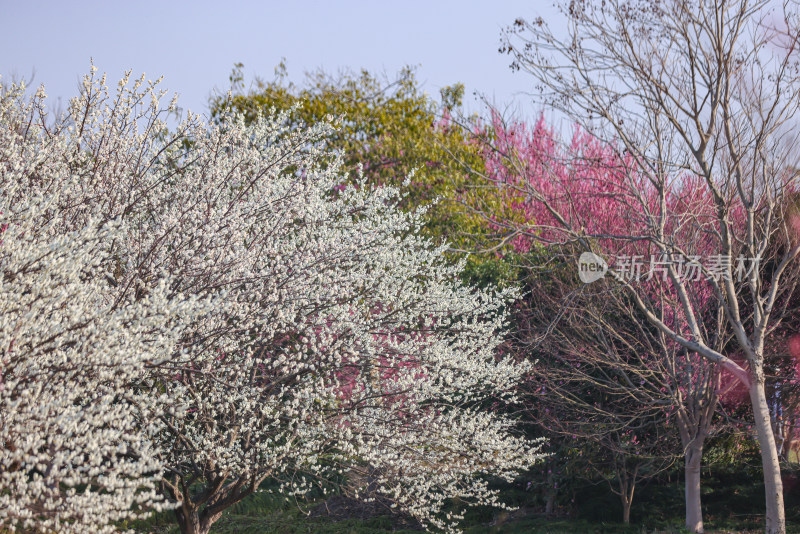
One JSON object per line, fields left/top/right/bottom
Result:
{"left": 512, "top": 251, "right": 719, "bottom": 527}
{"left": 494, "top": 1, "right": 800, "bottom": 531}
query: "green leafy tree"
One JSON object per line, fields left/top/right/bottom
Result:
{"left": 209, "top": 63, "right": 522, "bottom": 270}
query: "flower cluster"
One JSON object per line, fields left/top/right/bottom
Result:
{"left": 0, "top": 184, "right": 209, "bottom": 532}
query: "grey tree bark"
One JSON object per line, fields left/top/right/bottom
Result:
{"left": 750, "top": 377, "right": 786, "bottom": 534}
{"left": 684, "top": 442, "right": 704, "bottom": 533}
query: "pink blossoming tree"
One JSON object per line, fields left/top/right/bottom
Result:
{"left": 488, "top": 2, "right": 800, "bottom": 531}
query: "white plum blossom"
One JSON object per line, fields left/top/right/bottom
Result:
{"left": 0, "top": 192, "right": 210, "bottom": 532}
{"left": 0, "top": 68, "right": 545, "bottom": 534}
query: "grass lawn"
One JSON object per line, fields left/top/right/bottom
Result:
{"left": 131, "top": 491, "right": 800, "bottom": 534}
{"left": 128, "top": 461, "right": 800, "bottom": 533}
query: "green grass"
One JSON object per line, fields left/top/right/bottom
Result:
{"left": 133, "top": 509, "right": 800, "bottom": 534}
{"left": 130, "top": 461, "right": 800, "bottom": 533}
{"left": 131, "top": 493, "right": 800, "bottom": 534}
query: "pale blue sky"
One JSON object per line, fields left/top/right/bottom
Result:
{"left": 1, "top": 1, "right": 563, "bottom": 120}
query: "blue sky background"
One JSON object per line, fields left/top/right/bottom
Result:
{"left": 1, "top": 1, "right": 565, "bottom": 121}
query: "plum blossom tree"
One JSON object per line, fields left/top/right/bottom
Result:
{"left": 467, "top": 115, "right": 730, "bottom": 531}
{"left": 512, "top": 247, "right": 711, "bottom": 524}
{"left": 493, "top": 1, "right": 800, "bottom": 531}
{"left": 0, "top": 85, "right": 209, "bottom": 532}
{"left": 0, "top": 69, "right": 545, "bottom": 534}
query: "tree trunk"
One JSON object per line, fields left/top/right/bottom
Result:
{"left": 175, "top": 508, "right": 201, "bottom": 534}
{"left": 621, "top": 494, "right": 631, "bottom": 524}
{"left": 175, "top": 507, "right": 221, "bottom": 534}
{"left": 545, "top": 467, "right": 556, "bottom": 516}
{"left": 545, "top": 491, "right": 556, "bottom": 516}
{"left": 614, "top": 463, "right": 636, "bottom": 525}
{"left": 750, "top": 379, "right": 786, "bottom": 534}
{"left": 685, "top": 443, "right": 704, "bottom": 533}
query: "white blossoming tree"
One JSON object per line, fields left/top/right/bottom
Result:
{"left": 0, "top": 97, "right": 210, "bottom": 532}
{"left": 0, "top": 69, "right": 544, "bottom": 534}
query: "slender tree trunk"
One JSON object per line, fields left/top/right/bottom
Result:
{"left": 775, "top": 416, "right": 786, "bottom": 459}
{"left": 613, "top": 462, "right": 637, "bottom": 524}
{"left": 621, "top": 494, "right": 631, "bottom": 524}
{"left": 545, "top": 467, "right": 556, "bottom": 516}
{"left": 685, "top": 443, "right": 704, "bottom": 533}
{"left": 750, "top": 378, "right": 786, "bottom": 534}
{"left": 545, "top": 491, "right": 556, "bottom": 516}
